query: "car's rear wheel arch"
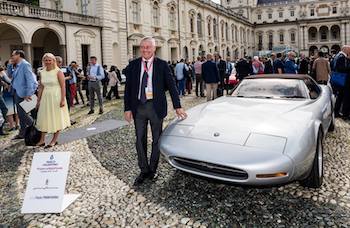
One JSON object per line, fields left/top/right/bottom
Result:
{"left": 300, "top": 126, "right": 324, "bottom": 188}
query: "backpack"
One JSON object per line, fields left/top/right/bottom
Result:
{"left": 102, "top": 69, "right": 109, "bottom": 84}
{"left": 183, "top": 65, "right": 189, "bottom": 79}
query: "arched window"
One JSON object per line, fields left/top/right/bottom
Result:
{"left": 308, "top": 27, "right": 317, "bottom": 41}
{"left": 197, "top": 13, "right": 203, "bottom": 37}
{"left": 331, "top": 25, "right": 340, "bottom": 40}
{"left": 235, "top": 26, "right": 238, "bottom": 42}
{"left": 319, "top": 26, "right": 329, "bottom": 41}
{"left": 231, "top": 24, "right": 235, "bottom": 41}
{"left": 221, "top": 22, "right": 224, "bottom": 39}
{"left": 225, "top": 22, "right": 229, "bottom": 40}
{"left": 190, "top": 17, "right": 194, "bottom": 33}
{"left": 207, "top": 18, "right": 212, "bottom": 36}
{"left": 169, "top": 6, "right": 176, "bottom": 29}
{"left": 152, "top": 2, "right": 160, "bottom": 27}
{"left": 213, "top": 18, "right": 218, "bottom": 40}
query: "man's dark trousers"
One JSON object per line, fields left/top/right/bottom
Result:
{"left": 195, "top": 74, "right": 204, "bottom": 96}
{"left": 134, "top": 101, "right": 163, "bottom": 174}
{"left": 14, "top": 92, "right": 33, "bottom": 137}
{"left": 0, "top": 96, "right": 8, "bottom": 132}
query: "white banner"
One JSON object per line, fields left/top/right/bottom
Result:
{"left": 21, "top": 152, "right": 79, "bottom": 214}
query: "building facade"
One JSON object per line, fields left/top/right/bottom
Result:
{"left": 225, "top": 0, "right": 350, "bottom": 56}
{"left": 0, "top": 0, "right": 349, "bottom": 70}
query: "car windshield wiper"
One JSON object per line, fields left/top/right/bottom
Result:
{"left": 234, "top": 95, "right": 274, "bottom": 99}
{"left": 247, "top": 95, "right": 274, "bottom": 99}
{"left": 280, "top": 95, "right": 306, "bottom": 99}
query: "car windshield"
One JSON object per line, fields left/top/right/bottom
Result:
{"left": 231, "top": 78, "right": 308, "bottom": 99}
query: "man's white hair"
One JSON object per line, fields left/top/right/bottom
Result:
{"left": 140, "top": 36, "right": 156, "bottom": 46}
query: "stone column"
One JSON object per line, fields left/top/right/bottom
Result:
{"left": 346, "top": 22, "right": 350, "bottom": 45}
{"left": 304, "top": 26, "right": 309, "bottom": 53}
{"left": 60, "top": 45, "right": 67, "bottom": 65}
{"left": 299, "top": 26, "right": 304, "bottom": 51}
{"left": 23, "top": 43, "right": 32, "bottom": 65}
{"left": 341, "top": 22, "right": 346, "bottom": 46}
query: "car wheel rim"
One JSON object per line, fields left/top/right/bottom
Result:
{"left": 318, "top": 137, "right": 323, "bottom": 178}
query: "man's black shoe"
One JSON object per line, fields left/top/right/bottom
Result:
{"left": 12, "top": 135, "right": 24, "bottom": 140}
{"left": 148, "top": 172, "right": 158, "bottom": 180}
{"left": 133, "top": 172, "right": 149, "bottom": 186}
{"left": 99, "top": 109, "right": 104, "bottom": 115}
{"left": 335, "top": 113, "right": 342, "bottom": 118}
{"left": 88, "top": 110, "right": 94, "bottom": 115}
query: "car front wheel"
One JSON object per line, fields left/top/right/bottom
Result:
{"left": 300, "top": 130, "right": 324, "bottom": 188}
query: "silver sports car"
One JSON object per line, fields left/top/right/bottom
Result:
{"left": 160, "top": 75, "right": 335, "bottom": 188}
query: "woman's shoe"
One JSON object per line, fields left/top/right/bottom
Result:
{"left": 37, "top": 142, "right": 45, "bottom": 147}
{"left": 44, "top": 142, "right": 58, "bottom": 149}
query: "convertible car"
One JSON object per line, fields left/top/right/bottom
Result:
{"left": 160, "top": 75, "right": 335, "bottom": 188}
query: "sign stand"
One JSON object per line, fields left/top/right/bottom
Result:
{"left": 21, "top": 152, "right": 80, "bottom": 214}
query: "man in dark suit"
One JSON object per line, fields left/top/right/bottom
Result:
{"left": 235, "top": 57, "right": 251, "bottom": 81}
{"left": 333, "top": 45, "right": 350, "bottom": 118}
{"left": 217, "top": 55, "right": 227, "bottom": 94}
{"left": 124, "top": 37, "right": 187, "bottom": 186}
{"left": 202, "top": 53, "right": 220, "bottom": 101}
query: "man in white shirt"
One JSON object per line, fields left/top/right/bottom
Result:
{"left": 175, "top": 59, "right": 188, "bottom": 96}
{"left": 87, "top": 56, "right": 104, "bottom": 115}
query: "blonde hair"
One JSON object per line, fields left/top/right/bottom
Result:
{"left": 42, "top": 53, "right": 58, "bottom": 70}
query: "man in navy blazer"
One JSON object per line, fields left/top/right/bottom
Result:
{"left": 124, "top": 37, "right": 187, "bottom": 185}
{"left": 10, "top": 50, "right": 38, "bottom": 139}
{"left": 202, "top": 53, "right": 220, "bottom": 101}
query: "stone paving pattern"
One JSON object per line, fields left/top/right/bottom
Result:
{"left": 1, "top": 95, "right": 350, "bottom": 227}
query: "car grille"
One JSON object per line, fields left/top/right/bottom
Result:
{"left": 172, "top": 157, "right": 248, "bottom": 180}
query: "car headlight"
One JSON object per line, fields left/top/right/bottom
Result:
{"left": 162, "top": 124, "right": 194, "bottom": 137}
{"left": 244, "top": 133, "right": 287, "bottom": 154}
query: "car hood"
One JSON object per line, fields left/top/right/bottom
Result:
{"left": 164, "top": 97, "right": 312, "bottom": 149}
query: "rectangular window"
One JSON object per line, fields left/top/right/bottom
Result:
{"left": 268, "top": 34, "right": 273, "bottom": 50}
{"left": 290, "top": 11, "right": 294, "bottom": 17}
{"left": 332, "top": 7, "right": 337, "bottom": 14}
{"left": 169, "top": 11, "right": 176, "bottom": 29}
{"left": 279, "top": 12, "right": 283, "bottom": 18}
{"left": 132, "top": 1, "right": 140, "bottom": 23}
{"left": 81, "top": 0, "right": 88, "bottom": 15}
{"left": 291, "top": 33, "right": 295, "bottom": 42}
{"left": 310, "top": 9, "right": 315, "bottom": 16}
{"left": 268, "top": 13, "right": 272, "bottom": 19}
{"left": 258, "top": 34, "right": 263, "bottom": 51}
{"left": 258, "top": 14, "right": 261, "bottom": 20}
{"left": 280, "top": 33, "right": 284, "bottom": 43}
{"left": 152, "top": 6, "right": 159, "bottom": 26}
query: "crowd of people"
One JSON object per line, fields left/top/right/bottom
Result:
{"left": 0, "top": 50, "right": 123, "bottom": 145}
{"left": 167, "top": 46, "right": 350, "bottom": 119}
{"left": 1, "top": 44, "right": 350, "bottom": 145}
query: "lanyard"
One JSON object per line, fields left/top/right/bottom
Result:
{"left": 143, "top": 60, "right": 153, "bottom": 74}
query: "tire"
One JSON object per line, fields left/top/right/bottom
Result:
{"left": 328, "top": 111, "right": 335, "bottom": 132}
{"left": 300, "top": 130, "right": 324, "bottom": 188}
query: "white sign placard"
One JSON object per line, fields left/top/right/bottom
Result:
{"left": 21, "top": 152, "right": 80, "bottom": 214}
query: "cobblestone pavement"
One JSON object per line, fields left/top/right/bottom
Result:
{"left": 1, "top": 94, "right": 350, "bottom": 227}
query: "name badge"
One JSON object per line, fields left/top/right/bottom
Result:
{"left": 145, "top": 87, "right": 153, "bottom": 100}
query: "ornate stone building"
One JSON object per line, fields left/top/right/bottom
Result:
{"left": 0, "top": 0, "right": 349, "bottom": 69}
{"left": 225, "top": 0, "right": 350, "bottom": 56}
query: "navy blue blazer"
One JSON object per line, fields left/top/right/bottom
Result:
{"left": 124, "top": 57, "right": 181, "bottom": 119}
{"left": 201, "top": 61, "right": 220, "bottom": 84}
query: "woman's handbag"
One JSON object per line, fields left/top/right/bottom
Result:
{"left": 24, "top": 110, "right": 41, "bottom": 146}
